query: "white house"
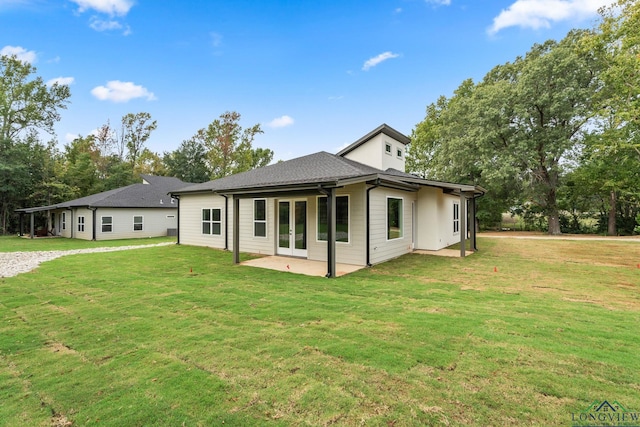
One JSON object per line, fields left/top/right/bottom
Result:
{"left": 171, "top": 124, "right": 484, "bottom": 277}
{"left": 16, "top": 175, "right": 189, "bottom": 240}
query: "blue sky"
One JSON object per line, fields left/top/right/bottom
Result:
{"left": 1, "top": 0, "right": 613, "bottom": 161}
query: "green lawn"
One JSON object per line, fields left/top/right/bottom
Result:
{"left": 1, "top": 237, "right": 639, "bottom": 426}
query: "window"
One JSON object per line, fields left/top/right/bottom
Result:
{"left": 397, "top": 148, "right": 403, "bottom": 158}
{"left": 101, "top": 216, "right": 113, "bottom": 233}
{"left": 385, "top": 142, "right": 392, "bottom": 155}
{"left": 453, "top": 202, "right": 460, "bottom": 234}
{"left": 62, "top": 212, "right": 66, "bottom": 230}
{"left": 317, "top": 196, "right": 349, "bottom": 243}
{"left": 254, "top": 199, "right": 267, "bottom": 237}
{"left": 202, "top": 208, "right": 222, "bottom": 235}
{"left": 133, "top": 215, "right": 144, "bottom": 231}
{"left": 387, "top": 197, "right": 403, "bottom": 240}
{"left": 77, "top": 216, "right": 85, "bottom": 232}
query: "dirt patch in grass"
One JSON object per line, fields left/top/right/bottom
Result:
{"left": 47, "top": 342, "right": 78, "bottom": 355}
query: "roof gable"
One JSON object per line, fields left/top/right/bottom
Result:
{"left": 336, "top": 123, "right": 410, "bottom": 158}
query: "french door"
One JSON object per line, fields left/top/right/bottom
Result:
{"left": 277, "top": 200, "right": 307, "bottom": 257}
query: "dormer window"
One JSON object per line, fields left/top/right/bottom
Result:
{"left": 397, "top": 148, "right": 403, "bottom": 158}
{"left": 385, "top": 143, "right": 392, "bottom": 155}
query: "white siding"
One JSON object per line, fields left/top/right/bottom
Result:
{"left": 414, "top": 188, "right": 463, "bottom": 250}
{"left": 238, "top": 198, "right": 275, "bottom": 255}
{"left": 94, "top": 208, "right": 178, "bottom": 241}
{"left": 369, "top": 187, "right": 416, "bottom": 265}
{"left": 74, "top": 207, "right": 93, "bottom": 240}
{"left": 307, "top": 183, "right": 367, "bottom": 266}
{"left": 342, "top": 133, "right": 406, "bottom": 172}
{"left": 178, "top": 193, "right": 228, "bottom": 249}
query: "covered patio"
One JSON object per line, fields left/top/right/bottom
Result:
{"left": 241, "top": 256, "right": 364, "bottom": 277}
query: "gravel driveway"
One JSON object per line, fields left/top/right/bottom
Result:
{"left": 0, "top": 242, "right": 174, "bottom": 278}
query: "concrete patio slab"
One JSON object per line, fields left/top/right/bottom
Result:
{"left": 241, "top": 256, "right": 364, "bottom": 277}
{"left": 413, "top": 249, "right": 473, "bottom": 257}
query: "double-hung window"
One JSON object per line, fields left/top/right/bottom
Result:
{"left": 317, "top": 196, "right": 349, "bottom": 243}
{"left": 387, "top": 197, "right": 403, "bottom": 240}
{"left": 77, "top": 216, "right": 85, "bottom": 232}
{"left": 254, "top": 199, "right": 267, "bottom": 237}
{"left": 101, "top": 216, "right": 113, "bottom": 233}
{"left": 62, "top": 212, "right": 66, "bottom": 230}
{"left": 133, "top": 215, "right": 143, "bottom": 231}
{"left": 202, "top": 209, "right": 221, "bottom": 235}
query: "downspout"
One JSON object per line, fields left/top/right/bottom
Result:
{"left": 89, "top": 207, "right": 97, "bottom": 241}
{"left": 173, "top": 195, "right": 180, "bottom": 245}
{"left": 221, "top": 194, "right": 228, "bottom": 250}
{"left": 366, "top": 179, "right": 381, "bottom": 267}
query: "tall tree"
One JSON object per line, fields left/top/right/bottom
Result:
{"left": 0, "top": 55, "right": 71, "bottom": 142}
{"left": 121, "top": 112, "right": 157, "bottom": 168}
{"left": 163, "top": 138, "right": 210, "bottom": 183}
{"left": 191, "top": 111, "right": 272, "bottom": 179}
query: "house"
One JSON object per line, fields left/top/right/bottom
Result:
{"left": 16, "top": 175, "right": 189, "bottom": 240}
{"left": 171, "top": 124, "right": 484, "bottom": 277}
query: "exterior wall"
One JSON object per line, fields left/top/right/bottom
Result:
{"left": 73, "top": 207, "right": 94, "bottom": 240}
{"left": 178, "top": 193, "right": 228, "bottom": 249}
{"left": 94, "top": 207, "right": 177, "bottom": 241}
{"left": 342, "top": 133, "right": 406, "bottom": 172}
{"left": 307, "top": 183, "right": 367, "bottom": 266}
{"left": 368, "top": 187, "right": 416, "bottom": 265}
{"left": 238, "top": 198, "right": 275, "bottom": 255}
{"left": 414, "top": 188, "right": 462, "bottom": 251}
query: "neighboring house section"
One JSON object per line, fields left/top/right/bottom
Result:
{"left": 172, "top": 124, "right": 485, "bottom": 277}
{"left": 16, "top": 175, "right": 188, "bottom": 240}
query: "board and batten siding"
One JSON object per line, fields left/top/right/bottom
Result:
{"left": 368, "top": 187, "right": 416, "bottom": 265}
{"left": 178, "top": 193, "right": 227, "bottom": 249}
{"left": 306, "top": 183, "right": 367, "bottom": 266}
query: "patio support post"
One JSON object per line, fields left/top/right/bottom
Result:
{"left": 30, "top": 213, "right": 35, "bottom": 239}
{"left": 19, "top": 213, "right": 24, "bottom": 237}
{"left": 469, "top": 194, "right": 477, "bottom": 251}
{"left": 233, "top": 195, "right": 240, "bottom": 264}
{"left": 459, "top": 193, "right": 467, "bottom": 257}
{"left": 326, "top": 187, "right": 336, "bottom": 278}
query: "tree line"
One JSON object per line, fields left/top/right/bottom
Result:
{"left": 0, "top": 55, "right": 272, "bottom": 234}
{"left": 407, "top": 0, "right": 640, "bottom": 235}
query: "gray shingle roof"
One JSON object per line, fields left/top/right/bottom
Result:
{"left": 174, "top": 151, "right": 384, "bottom": 193}
{"left": 16, "top": 175, "right": 190, "bottom": 213}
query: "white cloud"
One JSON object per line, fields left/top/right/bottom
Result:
{"left": 426, "top": 0, "right": 451, "bottom": 4}
{"left": 70, "top": 0, "right": 134, "bottom": 16}
{"left": 1, "top": 45, "right": 37, "bottom": 63}
{"left": 89, "top": 17, "right": 121, "bottom": 31}
{"left": 65, "top": 132, "right": 79, "bottom": 143}
{"left": 47, "top": 76, "right": 75, "bottom": 86}
{"left": 267, "top": 115, "right": 295, "bottom": 128}
{"left": 210, "top": 32, "right": 223, "bottom": 48}
{"left": 362, "top": 51, "right": 400, "bottom": 71}
{"left": 91, "top": 80, "right": 156, "bottom": 103}
{"left": 488, "top": 0, "right": 613, "bottom": 34}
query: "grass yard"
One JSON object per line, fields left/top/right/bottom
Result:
{"left": 1, "top": 237, "right": 639, "bottom": 426}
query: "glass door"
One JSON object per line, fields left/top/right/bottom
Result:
{"left": 277, "top": 200, "right": 307, "bottom": 257}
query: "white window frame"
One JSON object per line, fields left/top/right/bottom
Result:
{"left": 316, "top": 195, "right": 350, "bottom": 243}
{"left": 133, "top": 215, "right": 144, "bottom": 231}
{"left": 101, "top": 216, "right": 113, "bottom": 233}
{"left": 396, "top": 147, "right": 403, "bottom": 159}
{"left": 453, "top": 202, "right": 460, "bottom": 235}
{"left": 202, "top": 208, "right": 222, "bottom": 236}
{"left": 77, "top": 216, "right": 85, "bottom": 232}
{"left": 253, "top": 199, "right": 267, "bottom": 238}
{"left": 386, "top": 196, "right": 404, "bottom": 241}
{"left": 62, "top": 212, "right": 66, "bottom": 230}
{"left": 385, "top": 142, "right": 392, "bottom": 156}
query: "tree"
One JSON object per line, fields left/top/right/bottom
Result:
{"left": 0, "top": 55, "right": 71, "bottom": 142}
{"left": 190, "top": 111, "right": 272, "bottom": 179}
{"left": 121, "top": 112, "right": 157, "bottom": 167}
{"left": 163, "top": 138, "right": 210, "bottom": 183}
